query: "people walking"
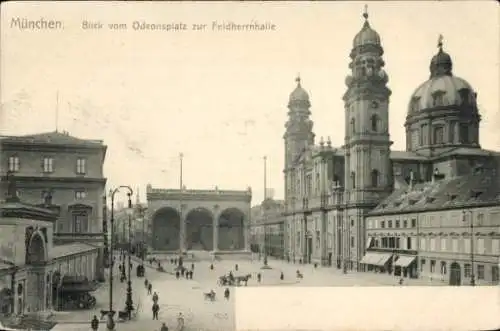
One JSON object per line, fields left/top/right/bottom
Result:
{"left": 257, "top": 273, "right": 261, "bottom": 283}
{"left": 148, "top": 283, "right": 153, "bottom": 295}
{"left": 152, "top": 292, "right": 159, "bottom": 303}
{"left": 144, "top": 279, "right": 149, "bottom": 288}
{"left": 176, "top": 271, "right": 180, "bottom": 279}
{"left": 160, "top": 322, "right": 169, "bottom": 331}
{"left": 224, "top": 288, "right": 230, "bottom": 300}
{"left": 90, "top": 314, "right": 99, "bottom": 331}
{"left": 280, "top": 272, "right": 284, "bottom": 281}
{"left": 152, "top": 302, "right": 159, "bottom": 320}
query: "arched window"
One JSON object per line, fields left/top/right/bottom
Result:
{"left": 432, "top": 91, "right": 445, "bottom": 107}
{"left": 371, "top": 169, "right": 379, "bottom": 187}
{"left": 433, "top": 126, "right": 444, "bottom": 144}
{"left": 350, "top": 118, "right": 356, "bottom": 134}
{"left": 370, "top": 114, "right": 379, "bottom": 132}
{"left": 350, "top": 172, "right": 356, "bottom": 189}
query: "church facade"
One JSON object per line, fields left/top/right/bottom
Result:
{"left": 282, "top": 11, "right": 500, "bottom": 282}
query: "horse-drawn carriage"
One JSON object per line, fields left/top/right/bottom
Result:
{"left": 218, "top": 273, "right": 251, "bottom": 286}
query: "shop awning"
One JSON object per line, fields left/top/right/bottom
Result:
{"left": 360, "top": 252, "right": 390, "bottom": 265}
{"left": 373, "top": 252, "right": 393, "bottom": 266}
{"left": 394, "top": 255, "right": 416, "bottom": 268}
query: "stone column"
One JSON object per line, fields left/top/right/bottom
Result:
{"left": 213, "top": 205, "right": 219, "bottom": 251}
{"left": 244, "top": 214, "right": 250, "bottom": 251}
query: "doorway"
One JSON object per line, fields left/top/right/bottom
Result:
{"left": 449, "top": 262, "right": 461, "bottom": 286}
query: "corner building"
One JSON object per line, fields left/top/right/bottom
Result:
{"left": 282, "top": 11, "right": 500, "bottom": 284}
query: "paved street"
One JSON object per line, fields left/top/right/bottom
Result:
{"left": 52, "top": 254, "right": 446, "bottom": 330}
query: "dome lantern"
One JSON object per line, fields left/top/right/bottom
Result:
{"left": 429, "top": 34, "right": 453, "bottom": 78}
{"left": 352, "top": 5, "right": 381, "bottom": 48}
{"left": 288, "top": 74, "right": 310, "bottom": 106}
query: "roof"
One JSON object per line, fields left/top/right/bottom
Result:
{"left": 435, "top": 147, "right": 500, "bottom": 159}
{"left": 0, "top": 131, "right": 104, "bottom": 147}
{"left": 369, "top": 170, "right": 500, "bottom": 216}
{"left": 50, "top": 242, "right": 98, "bottom": 259}
{"left": 390, "top": 150, "right": 429, "bottom": 161}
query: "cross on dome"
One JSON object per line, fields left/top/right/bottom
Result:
{"left": 437, "top": 34, "right": 444, "bottom": 50}
{"left": 295, "top": 74, "right": 301, "bottom": 87}
{"left": 363, "top": 4, "right": 369, "bottom": 20}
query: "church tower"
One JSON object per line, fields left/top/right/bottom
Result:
{"left": 284, "top": 76, "right": 315, "bottom": 202}
{"left": 342, "top": 7, "right": 393, "bottom": 271}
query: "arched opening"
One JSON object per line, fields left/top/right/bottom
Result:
{"left": 218, "top": 208, "right": 245, "bottom": 250}
{"left": 449, "top": 262, "right": 461, "bottom": 286}
{"left": 152, "top": 207, "right": 181, "bottom": 251}
{"left": 371, "top": 169, "right": 379, "bottom": 187}
{"left": 185, "top": 208, "right": 213, "bottom": 251}
{"left": 27, "top": 233, "right": 46, "bottom": 264}
{"left": 370, "top": 114, "right": 379, "bottom": 132}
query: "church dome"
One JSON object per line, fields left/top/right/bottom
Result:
{"left": 289, "top": 76, "right": 310, "bottom": 102}
{"left": 407, "top": 36, "right": 477, "bottom": 116}
{"left": 353, "top": 10, "right": 381, "bottom": 48}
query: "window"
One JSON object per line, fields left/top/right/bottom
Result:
{"left": 350, "top": 236, "right": 355, "bottom": 247}
{"left": 476, "top": 238, "right": 485, "bottom": 254}
{"left": 464, "top": 239, "right": 471, "bottom": 253}
{"left": 492, "top": 239, "right": 500, "bottom": 255}
{"left": 407, "top": 237, "right": 412, "bottom": 249}
{"left": 420, "top": 124, "right": 428, "bottom": 145}
{"left": 440, "top": 261, "right": 447, "bottom": 275}
{"left": 420, "top": 259, "right": 426, "bottom": 272}
{"left": 449, "top": 121, "right": 456, "bottom": 143}
{"left": 430, "top": 260, "right": 436, "bottom": 273}
{"left": 464, "top": 264, "right": 471, "bottom": 277}
{"left": 73, "top": 212, "right": 89, "bottom": 233}
{"left": 371, "top": 169, "right": 379, "bottom": 187}
{"left": 420, "top": 238, "right": 426, "bottom": 250}
{"left": 43, "top": 157, "right": 54, "bottom": 173}
{"left": 403, "top": 220, "right": 408, "bottom": 228}
{"left": 492, "top": 266, "right": 499, "bottom": 283}
{"left": 440, "top": 238, "right": 446, "bottom": 251}
{"left": 411, "top": 237, "right": 417, "bottom": 250}
{"left": 381, "top": 221, "right": 385, "bottom": 228}
{"left": 350, "top": 219, "right": 354, "bottom": 227}
{"left": 8, "top": 155, "right": 20, "bottom": 172}
{"left": 76, "top": 158, "right": 86, "bottom": 174}
{"left": 432, "top": 92, "right": 445, "bottom": 106}
{"left": 459, "top": 124, "right": 469, "bottom": 144}
{"left": 411, "top": 219, "right": 417, "bottom": 228}
{"left": 315, "top": 173, "right": 320, "bottom": 195}
{"left": 433, "top": 126, "right": 444, "bottom": 144}
{"left": 388, "top": 220, "right": 393, "bottom": 228}
{"left": 75, "top": 190, "right": 87, "bottom": 200}
{"left": 477, "top": 265, "right": 485, "bottom": 280}
{"left": 370, "top": 114, "right": 379, "bottom": 132}
{"left": 430, "top": 238, "right": 436, "bottom": 251}
{"left": 452, "top": 238, "right": 458, "bottom": 252}
{"left": 395, "top": 220, "right": 400, "bottom": 228}
{"left": 367, "top": 220, "right": 372, "bottom": 229}
{"left": 350, "top": 118, "right": 356, "bottom": 134}
{"left": 395, "top": 237, "right": 400, "bottom": 248}
{"left": 350, "top": 172, "right": 356, "bottom": 189}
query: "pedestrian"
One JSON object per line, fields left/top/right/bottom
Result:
{"left": 191, "top": 263, "right": 194, "bottom": 270}
{"left": 144, "top": 279, "right": 149, "bottom": 288}
{"left": 152, "top": 292, "right": 159, "bottom": 303}
{"left": 210, "top": 263, "right": 214, "bottom": 270}
{"left": 148, "top": 283, "right": 153, "bottom": 295}
{"left": 181, "top": 268, "right": 185, "bottom": 277}
{"left": 235, "top": 264, "right": 238, "bottom": 271}
{"left": 257, "top": 273, "right": 261, "bottom": 283}
{"left": 176, "top": 271, "right": 180, "bottom": 279}
{"left": 185, "top": 270, "right": 189, "bottom": 279}
{"left": 152, "top": 302, "right": 159, "bottom": 320}
{"left": 224, "top": 288, "right": 230, "bottom": 300}
{"left": 399, "top": 277, "right": 404, "bottom": 286}
{"left": 189, "top": 270, "right": 193, "bottom": 279}
{"left": 280, "top": 272, "right": 284, "bottom": 281}
{"left": 160, "top": 322, "right": 169, "bottom": 331}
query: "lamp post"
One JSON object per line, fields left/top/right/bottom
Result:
{"left": 463, "top": 210, "right": 476, "bottom": 286}
{"left": 125, "top": 192, "right": 135, "bottom": 318}
{"left": 107, "top": 185, "right": 134, "bottom": 331}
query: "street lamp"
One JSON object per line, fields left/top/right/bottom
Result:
{"left": 107, "top": 185, "right": 134, "bottom": 331}
{"left": 124, "top": 192, "right": 135, "bottom": 319}
{"left": 462, "top": 210, "right": 476, "bottom": 286}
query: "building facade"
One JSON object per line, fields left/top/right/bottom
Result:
{"left": 282, "top": 10, "right": 500, "bottom": 283}
{"left": 249, "top": 199, "right": 285, "bottom": 259}
{"left": 0, "top": 131, "right": 108, "bottom": 281}
{"left": 146, "top": 185, "right": 252, "bottom": 258}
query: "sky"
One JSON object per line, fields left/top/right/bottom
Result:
{"left": 1, "top": 1, "right": 499, "bottom": 206}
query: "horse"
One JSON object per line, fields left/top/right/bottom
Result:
{"left": 203, "top": 291, "right": 216, "bottom": 301}
{"left": 235, "top": 274, "right": 252, "bottom": 286}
